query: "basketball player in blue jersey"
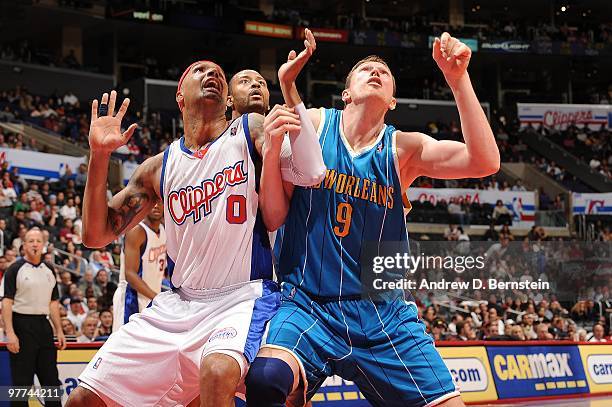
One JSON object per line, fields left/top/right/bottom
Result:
{"left": 66, "top": 57, "right": 325, "bottom": 406}
{"left": 246, "top": 31, "right": 500, "bottom": 406}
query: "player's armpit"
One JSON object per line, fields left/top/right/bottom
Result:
{"left": 106, "top": 154, "right": 162, "bottom": 239}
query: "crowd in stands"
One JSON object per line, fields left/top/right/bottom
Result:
{"left": 410, "top": 229, "right": 611, "bottom": 342}
{"left": 0, "top": 86, "right": 171, "bottom": 166}
{"left": 0, "top": 159, "right": 130, "bottom": 342}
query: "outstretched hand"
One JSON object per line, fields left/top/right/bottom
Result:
{"left": 432, "top": 32, "right": 472, "bottom": 85}
{"left": 278, "top": 28, "right": 317, "bottom": 86}
{"left": 89, "top": 90, "right": 138, "bottom": 155}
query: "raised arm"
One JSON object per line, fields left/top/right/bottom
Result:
{"left": 275, "top": 28, "right": 326, "bottom": 186}
{"left": 398, "top": 33, "right": 500, "bottom": 188}
{"left": 82, "top": 90, "right": 161, "bottom": 248}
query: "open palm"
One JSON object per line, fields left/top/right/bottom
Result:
{"left": 89, "top": 90, "right": 137, "bottom": 155}
{"left": 278, "top": 28, "right": 317, "bottom": 85}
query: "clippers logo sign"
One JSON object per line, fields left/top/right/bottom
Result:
{"left": 487, "top": 346, "right": 589, "bottom": 399}
{"left": 168, "top": 161, "right": 247, "bottom": 225}
{"left": 571, "top": 193, "right": 612, "bottom": 215}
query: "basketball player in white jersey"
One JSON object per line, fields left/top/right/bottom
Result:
{"left": 66, "top": 56, "right": 326, "bottom": 406}
{"left": 228, "top": 69, "right": 269, "bottom": 119}
{"left": 112, "top": 202, "right": 166, "bottom": 332}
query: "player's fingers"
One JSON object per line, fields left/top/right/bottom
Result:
{"left": 275, "top": 107, "right": 299, "bottom": 119}
{"left": 454, "top": 44, "right": 471, "bottom": 60}
{"left": 307, "top": 28, "right": 316, "bottom": 50}
{"left": 116, "top": 98, "right": 130, "bottom": 120}
{"left": 100, "top": 92, "right": 109, "bottom": 107}
{"left": 440, "top": 32, "right": 451, "bottom": 54}
{"left": 108, "top": 90, "right": 117, "bottom": 116}
{"left": 268, "top": 127, "right": 288, "bottom": 138}
{"left": 266, "top": 116, "right": 300, "bottom": 136}
{"left": 265, "top": 105, "right": 287, "bottom": 123}
{"left": 432, "top": 37, "right": 442, "bottom": 60}
{"left": 122, "top": 123, "right": 138, "bottom": 142}
{"left": 282, "top": 124, "right": 301, "bottom": 135}
{"left": 275, "top": 115, "right": 301, "bottom": 127}
{"left": 91, "top": 99, "right": 98, "bottom": 120}
{"left": 268, "top": 105, "right": 298, "bottom": 121}
{"left": 287, "top": 50, "right": 297, "bottom": 61}
{"left": 445, "top": 38, "right": 458, "bottom": 61}
{"left": 268, "top": 104, "right": 282, "bottom": 115}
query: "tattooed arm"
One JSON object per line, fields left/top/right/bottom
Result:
{"left": 82, "top": 90, "right": 161, "bottom": 248}
{"left": 83, "top": 151, "right": 162, "bottom": 248}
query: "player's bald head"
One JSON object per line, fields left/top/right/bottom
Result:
{"left": 229, "top": 70, "right": 264, "bottom": 94}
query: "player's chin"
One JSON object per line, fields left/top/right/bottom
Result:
{"left": 244, "top": 101, "right": 266, "bottom": 115}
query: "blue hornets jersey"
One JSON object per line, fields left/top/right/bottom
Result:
{"left": 275, "top": 108, "right": 411, "bottom": 299}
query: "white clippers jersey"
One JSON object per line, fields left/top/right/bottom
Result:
{"left": 160, "top": 114, "right": 272, "bottom": 290}
{"left": 119, "top": 222, "right": 167, "bottom": 297}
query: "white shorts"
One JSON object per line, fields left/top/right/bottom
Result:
{"left": 112, "top": 280, "right": 152, "bottom": 332}
{"left": 80, "top": 279, "right": 280, "bottom": 407}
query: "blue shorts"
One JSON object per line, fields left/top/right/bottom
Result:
{"left": 264, "top": 283, "right": 458, "bottom": 407}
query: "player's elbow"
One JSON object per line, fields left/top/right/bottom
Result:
{"left": 468, "top": 150, "right": 500, "bottom": 177}
{"left": 293, "top": 165, "right": 327, "bottom": 187}
{"left": 482, "top": 152, "right": 501, "bottom": 175}
{"left": 261, "top": 208, "right": 288, "bottom": 232}
{"left": 82, "top": 229, "right": 110, "bottom": 249}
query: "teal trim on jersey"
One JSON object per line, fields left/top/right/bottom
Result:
{"left": 274, "top": 108, "right": 409, "bottom": 299}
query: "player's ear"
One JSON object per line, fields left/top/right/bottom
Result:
{"left": 226, "top": 95, "right": 234, "bottom": 109}
{"left": 176, "top": 91, "right": 184, "bottom": 112}
{"left": 341, "top": 89, "right": 351, "bottom": 105}
{"left": 389, "top": 97, "right": 397, "bottom": 111}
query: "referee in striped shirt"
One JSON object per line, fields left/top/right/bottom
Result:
{"left": 1, "top": 228, "right": 65, "bottom": 406}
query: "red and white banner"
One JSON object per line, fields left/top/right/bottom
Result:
{"left": 244, "top": 21, "right": 293, "bottom": 39}
{"left": 408, "top": 188, "right": 536, "bottom": 227}
{"left": 518, "top": 103, "right": 612, "bottom": 131}
{"left": 572, "top": 192, "right": 612, "bottom": 215}
{"left": 297, "top": 27, "right": 349, "bottom": 43}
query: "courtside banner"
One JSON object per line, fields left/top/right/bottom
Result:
{"left": 487, "top": 345, "right": 589, "bottom": 399}
{"left": 0, "top": 148, "right": 87, "bottom": 181}
{"left": 572, "top": 192, "right": 612, "bottom": 215}
{"left": 437, "top": 346, "right": 497, "bottom": 403}
{"left": 298, "top": 27, "right": 348, "bottom": 43}
{"left": 579, "top": 344, "right": 612, "bottom": 394}
{"left": 518, "top": 103, "right": 612, "bottom": 131}
{"left": 408, "top": 187, "right": 536, "bottom": 227}
{"left": 244, "top": 21, "right": 293, "bottom": 39}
